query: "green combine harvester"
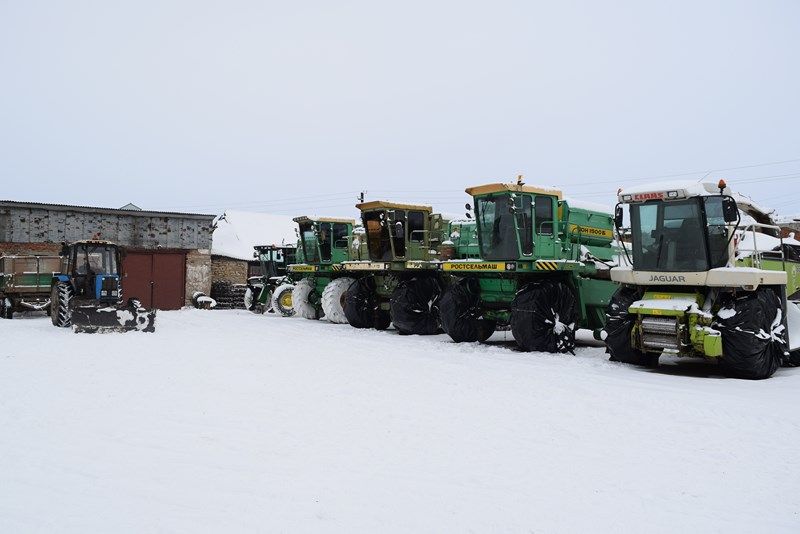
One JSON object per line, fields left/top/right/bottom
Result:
{"left": 0, "top": 255, "right": 60, "bottom": 318}
{"left": 605, "top": 179, "right": 800, "bottom": 379}
{"left": 340, "top": 200, "right": 479, "bottom": 334}
{"left": 283, "top": 216, "right": 361, "bottom": 322}
{"left": 437, "top": 180, "right": 619, "bottom": 352}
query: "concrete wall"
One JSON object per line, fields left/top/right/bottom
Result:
{"left": 211, "top": 256, "right": 249, "bottom": 285}
{"left": 0, "top": 204, "right": 213, "bottom": 249}
{"left": 186, "top": 249, "right": 212, "bottom": 305}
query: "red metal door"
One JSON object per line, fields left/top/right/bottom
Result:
{"left": 152, "top": 253, "right": 186, "bottom": 310}
{"left": 123, "top": 253, "right": 154, "bottom": 308}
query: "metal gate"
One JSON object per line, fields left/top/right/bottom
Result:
{"left": 122, "top": 252, "right": 186, "bottom": 310}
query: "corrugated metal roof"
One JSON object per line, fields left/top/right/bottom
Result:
{"left": 0, "top": 200, "right": 215, "bottom": 220}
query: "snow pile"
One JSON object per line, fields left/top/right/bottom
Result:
{"left": 1, "top": 312, "right": 799, "bottom": 531}
{"left": 212, "top": 211, "right": 297, "bottom": 261}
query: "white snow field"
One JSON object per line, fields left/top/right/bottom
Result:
{"left": 1, "top": 310, "right": 799, "bottom": 533}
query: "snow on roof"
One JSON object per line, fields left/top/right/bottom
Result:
{"left": 212, "top": 211, "right": 297, "bottom": 261}
{"left": 737, "top": 230, "right": 800, "bottom": 255}
{"left": 619, "top": 180, "right": 728, "bottom": 198}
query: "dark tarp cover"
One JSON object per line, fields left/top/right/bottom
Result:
{"left": 439, "top": 278, "right": 495, "bottom": 342}
{"left": 714, "top": 289, "right": 784, "bottom": 379}
{"left": 390, "top": 277, "right": 441, "bottom": 335}
{"left": 511, "top": 280, "right": 577, "bottom": 353}
{"left": 603, "top": 285, "right": 653, "bottom": 364}
{"left": 344, "top": 276, "right": 379, "bottom": 329}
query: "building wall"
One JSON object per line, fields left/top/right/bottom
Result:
{"left": 186, "top": 249, "right": 212, "bottom": 305}
{"left": 0, "top": 204, "right": 213, "bottom": 249}
{"left": 211, "top": 256, "right": 249, "bottom": 285}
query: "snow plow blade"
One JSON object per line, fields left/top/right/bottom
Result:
{"left": 71, "top": 300, "right": 157, "bottom": 333}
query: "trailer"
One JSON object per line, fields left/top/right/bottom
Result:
{"left": 0, "top": 255, "right": 60, "bottom": 318}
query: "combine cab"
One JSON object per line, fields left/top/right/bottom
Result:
{"left": 51, "top": 240, "right": 156, "bottom": 333}
{"left": 437, "top": 180, "right": 619, "bottom": 352}
{"left": 340, "top": 201, "right": 478, "bottom": 334}
{"left": 605, "top": 180, "right": 800, "bottom": 378}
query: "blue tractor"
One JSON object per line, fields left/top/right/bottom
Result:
{"left": 50, "top": 240, "right": 156, "bottom": 333}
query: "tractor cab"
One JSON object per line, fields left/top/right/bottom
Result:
{"left": 60, "top": 240, "right": 121, "bottom": 303}
{"left": 292, "top": 216, "right": 355, "bottom": 265}
{"left": 466, "top": 183, "right": 564, "bottom": 261}
{"left": 357, "top": 201, "right": 444, "bottom": 262}
{"left": 253, "top": 244, "right": 297, "bottom": 279}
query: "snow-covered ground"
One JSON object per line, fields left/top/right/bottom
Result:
{"left": 1, "top": 311, "right": 799, "bottom": 533}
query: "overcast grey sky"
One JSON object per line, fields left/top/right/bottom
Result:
{"left": 1, "top": 1, "right": 799, "bottom": 219}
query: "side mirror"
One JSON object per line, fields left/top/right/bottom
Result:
{"left": 60, "top": 242, "right": 69, "bottom": 257}
{"left": 465, "top": 203, "right": 472, "bottom": 211}
{"left": 614, "top": 205, "right": 624, "bottom": 229}
{"left": 722, "top": 197, "right": 738, "bottom": 223}
{"left": 465, "top": 212, "right": 472, "bottom": 219}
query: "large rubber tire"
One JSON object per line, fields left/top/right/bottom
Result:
{"left": 292, "top": 278, "right": 321, "bottom": 320}
{"left": 51, "top": 283, "right": 73, "bottom": 328}
{"left": 270, "top": 283, "right": 295, "bottom": 317}
{"left": 511, "top": 280, "right": 577, "bottom": 353}
{"left": 390, "top": 277, "right": 441, "bottom": 335}
{"left": 344, "top": 276, "right": 381, "bottom": 329}
{"left": 244, "top": 286, "right": 266, "bottom": 314}
{"left": 321, "top": 277, "right": 356, "bottom": 324}
{"left": 439, "top": 278, "right": 495, "bottom": 342}
{"left": 603, "top": 286, "right": 659, "bottom": 366}
{"left": 714, "top": 289, "right": 784, "bottom": 379}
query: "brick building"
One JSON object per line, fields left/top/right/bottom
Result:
{"left": 0, "top": 200, "right": 215, "bottom": 309}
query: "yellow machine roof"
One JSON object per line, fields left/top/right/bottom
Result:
{"left": 465, "top": 183, "right": 563, "bottom": 199}
{"left": 292, "top": 216, "right": 356, "bottom": 225}
{"left": 356, "top": 200, "right": 433, "bottom": 213}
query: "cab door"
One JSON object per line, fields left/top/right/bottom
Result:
{"left": 533, "top": 195, "right": 557, "bottom": 259}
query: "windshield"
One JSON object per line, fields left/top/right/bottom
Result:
{"left": 630, "top": 197, "right": 729, "bottom": 272}
{"left": 363, "top": 211, "right": 393, "bottom": 260}
{"left": 298, "top": 222, "right": 320, "bottom": 263}
{"left": 75, "top": 245, "right": 117, "bottom": 275}
{"left": 476, "top": 195, "right": 519, "bottom": 260}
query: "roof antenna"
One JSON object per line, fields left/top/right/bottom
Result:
{"left": 516, "top": 174, "right": 525, "bottom": 186}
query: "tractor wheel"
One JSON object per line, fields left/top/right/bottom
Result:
{"left": 270, "top": 284, "right": 295, "bottom": 317}
{"left": 51, "top": 282, "right": 73, "bottom": 328}
{"left": 603, "top": 286, "right": 658, "bottom": 366}
{"left": 244, "top": 286, "right": 265, "bottom": 314}
{"left": 511, "top": 280, "right": 577, "bottom": 353}
{"left": 344, "top": 276, "right": 380, "bottom": 329}
{"left": 439, "top": 278, "right": 495, "bottom": 342}
{"left": 714, "top": 289, "right": 783, "bottom": 379}
{"left": 321, "top": 277, "right": 356, "bottom": 324}
{"left": 292, "top": 278, "right": 322, "bottom": 320}
{"left": 390, "top": 277, "right": 441, "bottom": 335}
